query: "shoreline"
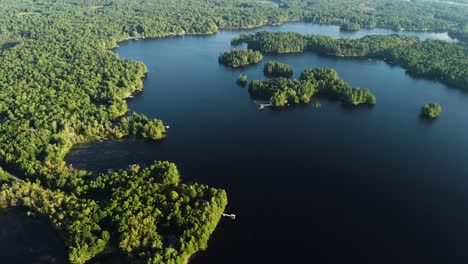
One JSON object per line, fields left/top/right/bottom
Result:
{"left": 113, "top": 20, "right": 455, "bottom": 50}
{"left": 12, "top": 19, "right": 459, "bottom": 264}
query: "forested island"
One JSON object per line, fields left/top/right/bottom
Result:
{"left": 0, "top": 0, "right": 466, "bottom": 263}
{"left": 249, "top": 67, "right": 376, "bottom": 107}
{"left": 237, "top": 74, "right": 248, "bottom": 87}
{"left": 218, "top": 49, "right": 263, "bottom": 67}
{"left": 263, "top": 61, "right": 294, "bottom": 78}
{"left": 421, "top": 102, "right": 442, "bottom": 118}
{"left": 233, "top": 31, "right": 468, "bottom": 89}
{"left": 1, "top": 162, "right": 227, "bottom": 264}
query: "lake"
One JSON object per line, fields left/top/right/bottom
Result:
{"left": 65, "top": 23, "right": 468, "bottom": 263}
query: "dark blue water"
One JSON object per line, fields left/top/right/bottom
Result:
{"left": 0, "top": 209, "right": 68, "bottom": 264}
{"left": 66, "top": 23, "right": 468, "bottom": 263}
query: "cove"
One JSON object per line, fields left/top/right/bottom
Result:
{"left": 66, "top": 22, "right": 468, "bottom": 263}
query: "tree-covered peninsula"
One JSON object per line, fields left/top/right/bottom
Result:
{"left": 233, "top": 31, "right": 468, "bottom": 89}
{"left": 218, "top": 49, "right": 263, "bottom": 68}
{"left": 249, "top": 68, "right": 376, "bottom": 107}
{"left": 1, "top": 162, "right": 227, "bottom": 264}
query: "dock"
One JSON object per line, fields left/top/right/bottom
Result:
{"left": 259, "top": 103, "right": 272, "bottom": 110}
{"left": 222, "top": 213, "right": 236, "bottom": 220}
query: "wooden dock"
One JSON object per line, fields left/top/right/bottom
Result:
{"left": 222, "top": 213, "right": 236, "bottom": 220}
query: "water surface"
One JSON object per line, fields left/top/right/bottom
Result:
{"left": 0, "top": 209, "right": 68, "bottom": 263}
{"left": 67, "top": 23, "right": 468, "bottom": 263}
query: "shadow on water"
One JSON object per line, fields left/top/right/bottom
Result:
{"left": 418, "top": 114, "right": 439, "bottom": 126}
{"left": 0, "top": 209, "right": 68, "bottom": 264}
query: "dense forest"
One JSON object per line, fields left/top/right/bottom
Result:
{"left": 0, "top": 0, "right": 466, "bottom": 263}
{"left": 292, "top": 0, "right": 468, "bottom": 41}
{"left": 249, "top": 68, "right": 376, "bottom": 107}
{"left": 0, "top": 167, "right": 11, "bottom": 184}
{"left": 218, "top": 49, "right": 263, "bottom": 67}
{"left": 263, "top": 61, "right": 294, "bottom": 78}
{"left": 0, "top": 162, "right": 227, "bottom": 264}
{"left": 234, "top": 31, "right": 468, "bottom": 89}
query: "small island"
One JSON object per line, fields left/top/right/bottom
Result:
{"left": 421, "top": 102, "right": 442, "bottom": 118}
{"left": 236, "top": 74, "right": 248, "bottom": 87}
{"left": 249, "top": 67, "right": 376, "bottom": 107}
{"left": 218, "top": 49, "right": 263, "bottom": 68}
{"left": 263, "top": 61, "right": 293, "bottom": 78}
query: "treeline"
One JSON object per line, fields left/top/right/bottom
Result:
{"left": 1, "top": 0, "right": 465, "bottom": 46}
{"left": 234, "top": 31, "right": 468, "bottom": 89}
{"left": 234, "top": 31, "right": 307, "bottom": 53}
{"left": 218, "top": 49, "right": 263, "bottom": 67}
{"left": 249, "top": 66, "right": 376, "bottom": 107}
{"left": 449, "top": 29, "right": 468, "bottom": 42}
{"left": 0, "top": 161, "right": 227, "bottom": 264}
{"left": 291, "top": 0, "right": 468, "bottom": 41}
